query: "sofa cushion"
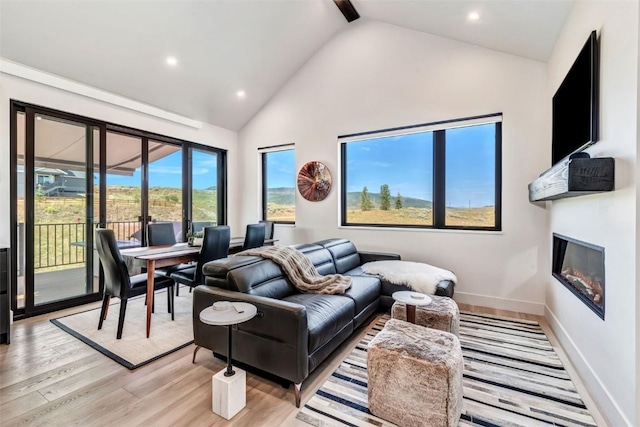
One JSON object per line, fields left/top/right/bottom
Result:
{"left": 225, "top": 257, "right": 297, "bottom": 299}
{"left": 343, "top": 266, "right": 365, "bottom": 276}
{"left": 292, "top": 243, "right": 337, "bottom": 276}
{"left": 343, "top": 275, "right": 381, "bottom": 315}
{"left": 282, "top": 294, "right": 355, "bottom": 353}
{"left": 316, "top": 238, "right": 361, "bottom": 274}
{"left": 203, "top": 256, "right": 264, "bottom": 289}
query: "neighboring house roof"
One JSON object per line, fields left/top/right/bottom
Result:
{"left": 34, "top": 168, "right": 86, "bottom": 179}
{"left": 34, "top": 167, "right": 66, "bottom": 176}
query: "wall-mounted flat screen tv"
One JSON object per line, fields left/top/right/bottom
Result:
{"left": 551, "top": 30, "right": 599, "bottom": 166}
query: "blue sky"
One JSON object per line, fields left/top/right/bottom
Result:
{"left": 107, "top": 149, "right": 218, "bottom": 189}
{"left": 345, "top": 123, "right": 496, "bottom": 208}
{"left": 445, "top": 124, "right": 496, "bottom": 207}
{"left": 346, "top": 132, "right": 433, "bottom": 201}
{"left": 265, "top": 150, "right": 296, "bottom": 188}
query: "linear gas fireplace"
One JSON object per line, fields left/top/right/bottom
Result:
{"left": 552, "top": 233, "right": 605, "bottom": 319}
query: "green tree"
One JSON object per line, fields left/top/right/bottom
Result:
{"left": 380, "top": 184, "right": 391, "bottom": 210}
{"left": 395, "top": 192, "right": 403, "bottom": 209}
{"left": 360, "top": 186, "right": 373, "bottom": 211}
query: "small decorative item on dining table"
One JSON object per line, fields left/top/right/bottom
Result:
{"left": 297, "top": 161, "right": 332, "bottom": 202}
{"left": 187, "top": 231, "right": 204, "bottom": 246}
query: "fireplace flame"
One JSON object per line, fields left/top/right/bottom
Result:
{"left": 562, "top": 268, "right": 604, "bottom": 304}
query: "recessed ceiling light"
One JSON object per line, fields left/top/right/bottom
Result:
{"left": 236, "top": 90, "right": 246, "bottom": 99}
{"left": 165, "top": 56, "right": 178, "bottom": 66}
{"left": 36, "top": 116, "right": 42, "bottom": 120}
{"left": 468, "top": 11, "right": 480, "bottom": 22}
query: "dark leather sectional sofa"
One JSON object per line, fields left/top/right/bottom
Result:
{"left": 193, "top": 238, "right": 454, "bottom": 407}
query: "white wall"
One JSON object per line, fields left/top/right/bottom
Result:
{"left": 545, "top": 1, "right": 638, "bottom": 426}
{"left": 0, "top": 73, "right": 240, "bottom": 247}
{"left": 239, "top": 20, "right": 550, "bottom": 315}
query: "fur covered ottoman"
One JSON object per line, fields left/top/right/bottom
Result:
{"left": 392, "top": 295, "right": 460, "bottom": 336}
{"left": 367, "top": 319, "right": 463, "bottom": 427}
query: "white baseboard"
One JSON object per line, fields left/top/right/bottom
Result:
{"left": 453, "top": 291, "right": 545, "bottom": 315}
{"left": 545, "top": 306, "right": 632, "bottom": 427}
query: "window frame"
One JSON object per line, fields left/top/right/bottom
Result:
{"left": 261, "top": 145, "right": 296, "bottom": 225}
{"left": 340, "top": 114, "right": 502, "bottom": 231}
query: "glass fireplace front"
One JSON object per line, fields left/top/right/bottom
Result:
{"left": 552, "top": 233, "right": 605, "bottom": 319}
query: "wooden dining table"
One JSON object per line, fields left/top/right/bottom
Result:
{"left": 120, "top": 237, "right": 276, "bottom": 337}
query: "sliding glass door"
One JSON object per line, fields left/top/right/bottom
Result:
{"left": 12, "top": 107, "right": 101, "bottom": 316}
{"left": 10, "top": 102, "right": 226, "bottom": 318}
{"left": 104, "top": 131, "right": 144, "bottom": 247}
{"left": 32, "top": 113, "right": 98, "bottom": 306}
{"left": 103, "top": 136, "right": 185, "bottom": 245}
{"left": 148, "top": 140, "right": 183, "bottom": 241}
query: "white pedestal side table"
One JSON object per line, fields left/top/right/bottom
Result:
{"left": 199, "top": 301, "right": 257, "bottom": 420}
{"left": 392, "top": 291, "right": 432, "bottom": 324}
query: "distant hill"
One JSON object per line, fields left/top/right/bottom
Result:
{"left": 346, "top": 192, "right": 432, "bottom": 209}
{"left": 267, "top": 187, "right": 295, "bottom": 205}
{"left": 266, "top": 187, "right": 431, "bottom": 209}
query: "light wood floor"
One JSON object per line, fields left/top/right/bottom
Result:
{"left": 0, "top": 302, "right": 605, "bottom": 427}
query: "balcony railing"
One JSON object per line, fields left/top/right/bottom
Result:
{"left": 28, "top": 221, "right": 142, "bottom": 271}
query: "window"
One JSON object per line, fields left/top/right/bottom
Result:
{"left": 344, "top": 133, "right": 433, "bottom": 226}
{"left": 341, "top": 114, "right": 501, "bottom": 230}
{"left": 262, "top": 148, "right": 295, "bottom": 223}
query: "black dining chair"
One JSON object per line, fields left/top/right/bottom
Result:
{"left": 147, "top": 222, "right": 178, "bottom": 246}
{"left": 259, "top": 220, "right": 275, "bottom": 240}
{"left": 242, "top": 223, "right": 266, "bottom": 251}
{"left": 170, "top": 226, "right": 231, "bottom": 293}
{"left": 148, "top": 222, "right": 192, "bottom": 295}
{"left": 95, "top": 229, "right": 175, "bottom": 339}
{"left": 191, "top": 221, "right": 215, "bottom": 234}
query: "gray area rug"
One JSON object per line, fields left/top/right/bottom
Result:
{"left": 51, "top": 289, "right": 194, "bottom": 369}
{"left": 296, "top": 313, "right": 597, "bottom": 427}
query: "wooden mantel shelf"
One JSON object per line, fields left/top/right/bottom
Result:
{"left": 528, "top": 157, "right": 615, "bottom": 202}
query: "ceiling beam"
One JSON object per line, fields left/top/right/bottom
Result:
{"left": 333, "top": 0, "right": 360, "bottom": 23}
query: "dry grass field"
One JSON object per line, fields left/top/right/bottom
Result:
{"left": 18, "top": 186, "right": 217, "bottom": 224}
{"left": 26, "top": 193, "right": 492, "bottom": 228}
{"left": 267, "top": 202, "right": 494, "bottom": 228}
{"left": 444, "top": 206, "right": 495, "bottom": 227}
{"left": 348, "top": 206, "right": 494, "bottom": 227}
{"left": 265, "top": 202, "right": 295, "bottom": 222}
{"left": 347, "top": 207, "right": 433, "bottom": 225}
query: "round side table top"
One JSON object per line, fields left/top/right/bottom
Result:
{"left": 199, "top": 302, "right": 257, "bottom": 326}
{"left": 392, "top": 291, "right": 433, "bottom": 306}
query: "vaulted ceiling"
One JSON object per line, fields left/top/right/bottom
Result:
{"left": 0, "top": 0, "right": 574, "bottom": 131}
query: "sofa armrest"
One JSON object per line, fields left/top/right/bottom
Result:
{"left": 193, "top": 285, "right": 310, "bottom": 383}
{"left": 358, "top": 250, "right": 401, "bottom": 264}
{"left": 193, "top": 285, "right": 308, "bottom": 346}
{"left": 435, "top": 280, "right": 455, "bottom": 297}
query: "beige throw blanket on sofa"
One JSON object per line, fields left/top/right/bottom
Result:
{"left": 237, "top": 246, "right": 352, "bottom": 295}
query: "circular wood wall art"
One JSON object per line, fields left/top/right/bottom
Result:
{"left": 297, "top": 161, "right": 332, "bottom": 202}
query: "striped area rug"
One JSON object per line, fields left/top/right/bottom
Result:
{"left": 296, "top": 312, "right": 597, "bottom": 427}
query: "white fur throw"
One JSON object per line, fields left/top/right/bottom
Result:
{"left": 361, "top": 260, "right": 457, "bottom": 295}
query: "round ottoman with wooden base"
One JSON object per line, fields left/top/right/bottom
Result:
{"left": 367, "top": 319, "right": 463, "bottom": 427}
{"left": 392, "top": 294, "right": 460, "bottom": 336}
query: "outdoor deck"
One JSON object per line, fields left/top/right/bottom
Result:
{"left": 16, "top": 267, "right": 100, "bottom": 307}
